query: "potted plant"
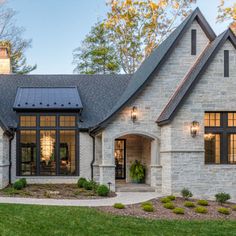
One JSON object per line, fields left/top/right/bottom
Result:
{"left": 129, "top": 160, "right": 145, "bottom": 183}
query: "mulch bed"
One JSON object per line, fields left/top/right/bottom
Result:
{"left": 99, "top": 197, "right": 236, "bottom": 220}
{"left": 0, "top": 184, "right": 116, "bottom": 199}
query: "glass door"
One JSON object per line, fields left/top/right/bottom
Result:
{"left": 114, "top": 139, "right": 126, "bottom": 179}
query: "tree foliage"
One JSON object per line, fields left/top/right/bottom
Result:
{"left": 218, "top": 0, "right": 236, "bottom": 35}
{"left": 0, "top": 3, "right": 36, "bottom": 74}
{"left": 73, "top": 22, "right": 120, "bottom": 74}
{"left": 104, "top": 0, "right": 196, "bottom": 74}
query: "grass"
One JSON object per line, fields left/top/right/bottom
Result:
{"left": 0, "top": 204, "right": 235, "bottom": 236}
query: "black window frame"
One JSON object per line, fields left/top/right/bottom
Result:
{"left": 205, "top": 112, "right": 236, "bottom": 164}
{"left": 17, "top": 112, "right": 79, "bottom": 176}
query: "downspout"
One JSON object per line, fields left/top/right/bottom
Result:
{"left": 8, "top": 132, "right": 14, "bottom": 186}
{"left": 89, "top": 133, "right": 95, "bottom": 180}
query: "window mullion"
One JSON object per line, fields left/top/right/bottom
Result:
{"left": 36, "top": 115, "right": 40, "bottom": 176}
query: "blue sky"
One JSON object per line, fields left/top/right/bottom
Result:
{"left": 6, "top": 0, "right": 235, "bottom": 74}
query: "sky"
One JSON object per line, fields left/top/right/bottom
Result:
{"left": 5, "top": 0, "right": 235, "bottom": 74}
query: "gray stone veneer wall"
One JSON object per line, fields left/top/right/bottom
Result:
{"left": 97, "top": 20, "right": 209, "bottom": 190}
{"left": 167, "top": 40, "right": 236, "bottom": 200}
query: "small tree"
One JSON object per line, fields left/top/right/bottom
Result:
{"left": 215, "top": 192, "right": 231, "bottom": 205}
{"left": 181, "top": 188, "right": 193, "bottom": 200}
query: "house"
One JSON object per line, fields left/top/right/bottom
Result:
{"left": 0, "top": 7, "right": 236, "bottom": 199}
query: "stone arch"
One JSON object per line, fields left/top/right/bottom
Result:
{"left": 113, "top": 130, "right": 161, "bottom": 187}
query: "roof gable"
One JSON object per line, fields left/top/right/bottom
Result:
{"left": 90, "top": 8, "right": 216, "bottom": 133}
{"left": 157, "top": 29, "right": 236, "bottom": 125}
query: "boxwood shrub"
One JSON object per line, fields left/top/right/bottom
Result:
{"left": 197, "top": 200, "right": 209, "bottom": 206}
{"left": 218, "top": 207, "right": 230, "bottom": 215}
{"left": 215, "top": 192, "right": 231, "bottom": 205}
{"left": 97, "top": 184, "right": 109, "bottom": 196}
{"left": 167, "top": 195, "right": 176, "bottom": 201}
{"left": 77, "top": 178, "right": 87, "bottom": 188}
{"left": 113, "top": 203, "right": 125, "bottom": 209}
{"left": 142, "top": 204, "right": 154, "bottom": 212}
{"left": 141, "top": 201, "right": 152, "bottom": 207}
{"left": 160, "top": 197, "right": 171, "bottom": 203}
{"left": 19, "top": 178, "right": 27, "bottom": 188}
{"left": 163, "top": 202, "right": 175, "bottom": 209}
{"left": 83, "top": 180, "right": 93, "bottom": 190}
{"left": 184, "top": 201, "right": 195, "bottom": 208}
{"left": 195, "top": 206, "right": 208, "bottom": 214}
{"left": 173, "top": 207, "right": 185, "bottom": 214}
{"left": 13, "top": 180, "right": 24, "bottom": 190}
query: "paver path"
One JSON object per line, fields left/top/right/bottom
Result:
{"left": 0, "top": 192, "right": 162, "bottom": 206}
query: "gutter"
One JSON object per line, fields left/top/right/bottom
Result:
{"left": 8, "top": 132, "right": 15, "bottom": 185}
{"left": 89, "top": 133, "right": 95, "bottom": 180}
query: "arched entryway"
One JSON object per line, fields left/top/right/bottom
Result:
{"left": 114, "top": 132, "right": 160, "bottom": 189}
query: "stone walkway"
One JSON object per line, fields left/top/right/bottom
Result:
{"left": 0, "top": 192, "right": 162, "bottom": 207}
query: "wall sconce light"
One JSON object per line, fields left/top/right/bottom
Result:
{"left": 131, "top": 106, "right": 137, "bottom": 122}
{"left": 190, "top": 121, "right": 199, "bottom": 137}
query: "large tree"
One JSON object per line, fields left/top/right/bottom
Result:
{"left": 0, "top": 3, "right": 36, "bottom": 74}
{"left": 105, "top": 0, "right": 196, "bottom": 74}
{"left": 218, "top": 0, "right": 236, "bottom": 35}
{"left": 73, "top": 22, "right": 120, "bottom": 74}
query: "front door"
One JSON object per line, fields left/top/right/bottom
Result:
{"left": 114, "top": 139, "right": 126, "bottom": 179}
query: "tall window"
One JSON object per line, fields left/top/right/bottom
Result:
{"left": 204, "top": 112, "right": 236, "bottom": 164}
{"left": 18, "top": 114, "right": 78, "bottom": 176}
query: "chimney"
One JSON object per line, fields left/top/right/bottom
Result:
{"left": 0, "top": 42, "right": 11, "bottom": 74}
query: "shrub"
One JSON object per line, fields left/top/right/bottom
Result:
{"left": 113, "top": 203, "right": 125, "bottom": 209}
{"left": 184, "top": 201, "right": 195, "bottom": 208}
{"left": 167, "top": 195, "right": 176, "bottom": 201}
{"left": 19, "top": 178, "right": 27, "bottom": 188}
{"left": 197, "top": 200, "right": 209, "bottom": 206}
{"left": 181, "top": 188, "right": 193, "bottom": 200}
{"left": 13, "top": 180, "right": 24, "bottom": 190}
{"left": 141, "top": 201, "right": 152, "bottom": 207}
{"left": 215, "top": 192, "right": 231, "bottom": 205}
{"left": 232, "top": 205, "right": 236, "bottom": 211}
{"left": 173, "top": 207, "right": 185, "bottom": 214}
{"left": 83, "top": 180, "right": 93, "bottom": 190}
{"left": 77, "top": 178, "right": 87, "bottom": 188}
{"left": 97, "top": 185, "right": 109, "bottom": 196}
{"left": 163, "top": 202, "right": 175, "bottom": 209}
{"left": 195, "top": 206, "right": 208, "bottom": 214}
{"left": 218, "top": 207, "right": 230, "bottom": 215}
{"left": 160, "top": 197, "right": 171, "bottom": 203}
{"left": 90, "top": 180, "right": 99, "bottom": 191}
{"left": 142, "top": 204, "right": 154, "bottom": 212}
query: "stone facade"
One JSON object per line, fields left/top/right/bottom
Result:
{"left": 167, "top": 40, "right": 236, "bottom": 199}
{"left": 95, "top": 20, "right": 210, "bottom": 191}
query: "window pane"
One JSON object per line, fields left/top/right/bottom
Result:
{"left": 40, "top": 116, "right": 56, "bottom": 127}
{"left": 60, "top": 116, "right": 76, "bottom": 127}
{"left": 20, "top": 116, "right": 36, "bottom": 127}
{"left": 115, "top": 140, "right": 125, "bottom": 179}
{"left": 204, "top": 113, "right": 221, "bottom": 127}
{"left": 205, "top": 134, "right": 221, "bottom": 164}
{"left": 60, "top": 130, "right": 76, "bottom": 175}
{"left": 228, "top": 113, "right": 236, "bottom": 127}
{"left": 20, "top": 130, "right": 37, "bottom": 175}
{"left": 40, "top": 130, "right": 56, "bottom": 175}
{"left": 228, "top": 134, "right": 236, "bottom": 163}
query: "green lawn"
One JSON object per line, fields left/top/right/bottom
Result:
{"left": 0, "top": 204, "right": 235, "bottom": 236}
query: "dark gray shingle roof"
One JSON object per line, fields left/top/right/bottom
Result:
{"left": 0, "top": 74, "right": 131, "bottom": 129}
{"left": 90, "top": 8, "right": 216, "bottom": 133}
{"left": 13, "top": 87, "right": 83, "bottom": 111}
{"left": 157, "top": 29, "right": 236, "bottom": 125}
